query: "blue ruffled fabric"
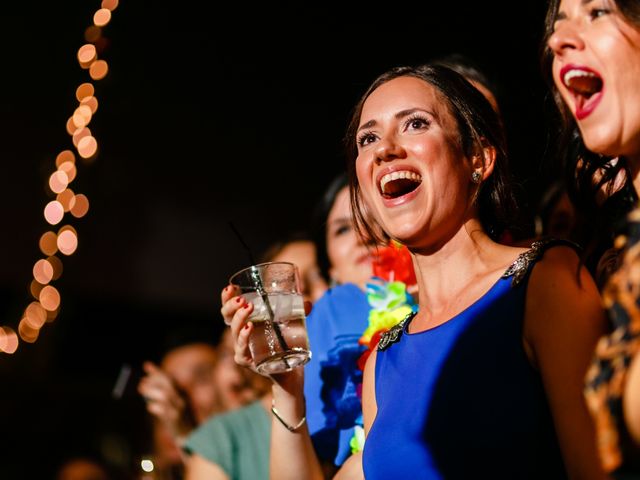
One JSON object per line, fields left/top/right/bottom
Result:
{"left": 304, "top": 283, "right": 370, "bottom": 466}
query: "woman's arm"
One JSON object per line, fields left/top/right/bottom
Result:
{"left": 525, "top": 246, "right": 610, "bottom": 480}
{"left": 184, "top": 454, "right": 230, "bottom": 480}
{"left": 221, "top": 285, "right": 325, "bottom": 480}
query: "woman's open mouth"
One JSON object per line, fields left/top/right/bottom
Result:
{"left": 560, "top": 65, "right": 604, "bottom": 120}
{"left": 379, "top": 170, "right": 422, "bottom": 200}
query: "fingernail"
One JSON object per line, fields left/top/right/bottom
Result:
{"left": 243, "top": 323, "right": 251, "bottom": 330}
{"left": 243, "top": 303, "right": 250, "bottom": 309}
{"left": 235, "top": 297, "right": 243, "bottom": 303}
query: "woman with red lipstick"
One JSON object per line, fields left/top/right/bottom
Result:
{"left": 543, "top": 0, "right": 640, "bottom": 475}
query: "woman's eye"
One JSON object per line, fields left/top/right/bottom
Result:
{"left": 335, "top": 225, "right": 351, "bottom": 236}
{"left": 406, "top": 116, "right": 430, "bottom": 131}
{"left": 589, "top": 8, "right": 610, "bottom": 20}
{"left": 357, "top": 132, "right": 376, "bottom": 147}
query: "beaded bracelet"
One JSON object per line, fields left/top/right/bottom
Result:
{"left": 271, "top": 400, "right": 306, "bottom": 432}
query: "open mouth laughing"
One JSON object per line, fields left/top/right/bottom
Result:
{"left": 378, "top": 169, "right": 422, "bottom": 200}
{"left": 560, "top": 65, "right": 604, "bottom": 120}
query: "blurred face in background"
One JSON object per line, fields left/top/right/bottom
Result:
{"left": 270, "top": 239, "right": 328, "bottom": 303}
{"left": 326, "top": 186, "right": 374, "bottom": 289}
{"left": 213, "top": 329, "right": 269, "bottom": 409}
{"left": 161, "top": 343, "right": 219, "bottom": 424}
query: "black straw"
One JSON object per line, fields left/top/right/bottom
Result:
{"left": 228, "top": 221, "right": 290, "bottom": 363}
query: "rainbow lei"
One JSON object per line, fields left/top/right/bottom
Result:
{"left": 349, "top": 241, "right": 418, "bottom": 454}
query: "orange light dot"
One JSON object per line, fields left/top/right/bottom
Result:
{"left": 24, "top": 302, "right": 47, "bottom": 329}
{"left": 94, "top": 8, "right": 111, "bottom": 26}
{"left": 80, "top": 96, "right": 99, "bottom": 114}
{"left": 89, "top": 60, "right": 108, "bottom": 80}
{"left": 0, "top": 327, "right": 19, "bottom": 354}
{"left": 56, "top": 150, "right": 76, "bottom": 167}
{"left": 78, "top": 44, "right": 97, "bottom": 67}
{"left": 33, "top": 259, "right": 54, "bottom": 284}
{"left": 57, "top": 230, "right": 78, "bottom": 256}
{"left": 30, "top": 279, "right": 44, "bottom": 299}
{"left": 57, "top": 189, "right": 76, "bottom": 212}
{"left": 58, "top": 162, "right": 77, "bottom": 183}
{"left": 46, "top": 308, "right": 59, "bottom": 322}
{"left": 49, "top": 170, "right": 69, "bottom": 194}
{"left": 84, "top": 25, "right": 102, "bottom": 43}
{"left": 44, "top": 201, "right": 64, "bottom": 225}
{"left": 102, "top": 0, "right": 119, "bottom": 10}
{"left": 76, "top": 83, "right": 95, "bottom": 102}
{"left": 73, "top": 127, "right": 91, "bottom": 148}
{"left": 47, "top": 256, "right": 63, "bottom": 280}
{"left": 19, "top": 319, "right": 40, "bottom": 343}
{"left": 66, "top": 116, "right": 79, "bottom": 136}
{"left": 76, "top": 105, "right": 92, "bottom": 123}
{"left": 72, "top": 111, "right": 88, "bottom": 129}
{"left": 39, "top": 286, "right": 61, "bottom": 311}
{"left": 77, "top": 136, "right": 98, "bottom": 159}
{"left": 70, "top": 194, "right": 90, "bottom": 218}
{"left": 39, "top": 231, "right": 58, "bottom": 256}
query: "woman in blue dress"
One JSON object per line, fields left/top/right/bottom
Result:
{"left": 226, "top": 64, "right": 609, "bottom": 479}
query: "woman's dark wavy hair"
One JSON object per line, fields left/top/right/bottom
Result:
{"left": 343, "top": 64, "right": 517, "bottom": 244}
{"left": 540, "top": 0, "right": 640, "bottom": 265}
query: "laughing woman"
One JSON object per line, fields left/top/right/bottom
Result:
{"left": 227, "top": 64, "right": 608, "bottom": 479}
{"left": 542, "top": 0, "right": 640, "bottom": 475}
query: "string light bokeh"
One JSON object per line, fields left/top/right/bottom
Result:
{"left": 0, "top": 0, "right": 118, "bottom": 355}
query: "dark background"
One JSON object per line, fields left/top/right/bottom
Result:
{"left": 0, "top": 2, "right": 556, "bottom": 478}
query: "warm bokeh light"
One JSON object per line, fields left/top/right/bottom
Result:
{"left": 39, "top": 231, "right": 58, "bottom": 256}
{"left": 24, "top": 302, "right": 47, "bottom": 329}
{"left": 94, "top": 8, "right": 111, "bottom": 27}
{"left": 70, "top": 194, "right": 90, "bottom": 218}
{"left": 56, "top": 150, "right": 76, "bottom": 167}
{"left": 81, "top": 95, "right": 99, "bottom": 114}
{"left": 0, "top": 327, "right": 19, "bottom": 354}
{"left": 46, "top": 308, "right": 59, "bottom": 322}
{"left": 47, "top": 256, "right": 63, "bottom": 280}
{"left": 73, "top": 127, "right": 91, "bottom": 148}
{"left": 19, "top": 319, "right": 40, "bottom": 343}
{"left": 85, "top": 25, "right": 102, "bottom": 43}
{"left": 77, "top": 136, "right": 98, "bottom": 158}
{"left": 57, "top": 189, "right": 76, "bottom": 212}
{"left": 89, "top": 60, "right": 108, "bottom": 80}
{"left": 58, "top": 162, "right": 77, "bottom": 183}
{"left": 66, "top": 116, "right": 79, "bottom": 136}
{"left": 73, "top": 106, "right": 93, "bottom": 129}
{"left": 77, "top": 44, "right": 97, "bottom": 68}
{"left": 140, "top": 459, "right": 154, "bottom": 473}
{"left": 39, "top": 286, "right": 61, "bottom": 311}
{"left": 44, "top": 201, "right": 64, "bottom": 225}
{"left": 30, "top": 280, "right": 45, "bottom": 300}
{"left": 102, "top": 0, "right": 119, "bottom": 11}
{"left": 49, "top": 170, "right": 69, "bottom": 194}
{"left": 75, "top": 83, "right": 95, "bottom": 102}
{"left": 57, "top": 229, "right": 78, "bottom": 256}
{"left": 33, "top": 259, "right": 54, "bottom": 285}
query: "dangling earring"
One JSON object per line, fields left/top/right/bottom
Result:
{"left": 471, "top": 171, "right": 482, "bottom": 184}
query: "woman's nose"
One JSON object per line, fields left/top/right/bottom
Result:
{"left": 548, "top": 20, "right": 585, "bottom": 56}
{"left": 375, "top": 137, "right": 406, "bottom": 163}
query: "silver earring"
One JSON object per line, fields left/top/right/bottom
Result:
{"left": 471, "top": 171, "right": 482, "bottom": 184}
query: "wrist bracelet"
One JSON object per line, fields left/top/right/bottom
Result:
{"left": 271, "top": 400, "right": 306, "bottom": 432}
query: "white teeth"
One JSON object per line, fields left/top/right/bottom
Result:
{"left": 563, "top": 69, "right": 597, "bottom": 87}
{"left": 379, "top": 170, "right": 422, "bottom": 193}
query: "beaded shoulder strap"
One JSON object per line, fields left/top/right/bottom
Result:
{"left": 501, "top": 237, "right": 580, "bottom": 287}
{"left": 377, "top": 311, "right": 417, "bottom": 351}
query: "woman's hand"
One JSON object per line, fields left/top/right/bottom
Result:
{"left": 137, "top": 361, "right": 194, "bottom": 440}
{"left": 220, "top": 284, "right": 259, "bottom": 372}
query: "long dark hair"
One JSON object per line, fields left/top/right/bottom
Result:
{"left": 540, "top": 0, "right": 640, "bottom": 272}
{"left": 344, "top": 64, "right": 517, "bottom": 244}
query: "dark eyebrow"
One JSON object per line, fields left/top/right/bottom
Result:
{"left": 357, "top": 108, "right": 434, "bottom": 133}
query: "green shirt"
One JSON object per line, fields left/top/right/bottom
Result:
{"left": 184, "top": 400, "right": 271, "bottom": 480}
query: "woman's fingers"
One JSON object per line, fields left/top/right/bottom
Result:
{"left": 220, "top": 285, "right": 243, "bottom": 325}
{"left": 234, "top": 320, "right": 255, "bottom": 367}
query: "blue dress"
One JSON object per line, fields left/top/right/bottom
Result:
{"left": 363, "top": 240, "right": 571, "bottom": 479}
{"left": 304, "top": 282, "right": 370, "bottom": 466}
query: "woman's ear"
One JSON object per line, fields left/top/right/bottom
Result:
{"left": 472, "top": 142, "right": 496, "bottom": 182}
